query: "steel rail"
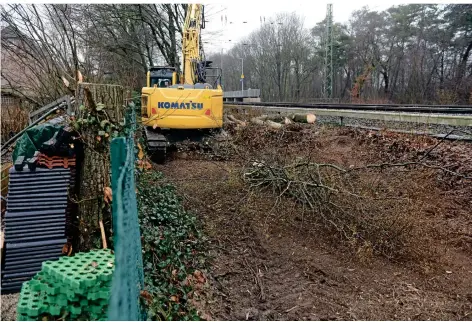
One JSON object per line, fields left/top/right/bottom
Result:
{"left": 225, "top": 101, "right": 472, "bottom": 114}
{"left": 258, "top": 101, "right": 472, "bottom": 108}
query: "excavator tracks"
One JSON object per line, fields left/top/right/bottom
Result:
{"left": 143, "top": 127, "right": 168, "bottom": 164}
{"left": 144, "top": 127, "right": 230, "bottom": 163}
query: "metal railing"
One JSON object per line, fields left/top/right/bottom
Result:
{"left": 223, "top": 89, "right": 260, "bottom": 98}
{"left": 29, "top": 95, "right": 74, "bottom": 124}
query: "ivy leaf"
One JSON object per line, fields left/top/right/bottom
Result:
{"left": 96, "top": 103, "right": 105, "bottom": 111}
{"left": 100, "top": 120, "right": 110, "bottom": 129}
{"left": 79, "top": 105, "right": 85, "bottom": 111}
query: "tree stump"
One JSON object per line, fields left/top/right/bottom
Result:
{"left": 74, "top": 83, "right": 124, "bottom": 250}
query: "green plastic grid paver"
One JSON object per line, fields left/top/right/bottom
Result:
{"left": 70, "top": 305, "right": 81, "bottom": 315}
{"left": 16, "top": 249, "right": 115, "bottom": 321}
{"left": 47, "top": 293, "right": 68, "bottom": 306}
{"left": 16, "top": 283, "right": 49, "bottom": 317}
{"left": 48, "top": 304, "right": 62, "bottom": 316}
{"left": 87, "top": 289, "right": 110, "bottom": 301}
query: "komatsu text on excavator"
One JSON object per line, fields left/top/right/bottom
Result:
{"left": 141, "top": 4, "right": 223, "bottom": 162}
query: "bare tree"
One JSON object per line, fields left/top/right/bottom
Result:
{"left": 210, "top": 4, "right": 472, "bottom": 104}
{"left": 1, "top": 3, "right": 188, "bottom": 105}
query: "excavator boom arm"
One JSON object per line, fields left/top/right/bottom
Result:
{"left": 182, "top": 4, "right": 204, "bottom": 85}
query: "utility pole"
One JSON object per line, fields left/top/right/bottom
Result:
{"left": 323, "top": 3, "right": 333, "bottom": 99}
{"left": 221, "top": 48, "right": 224, "bottom": 87}
{"left": 240, "top": 58, "right": 244, "bottom": 92}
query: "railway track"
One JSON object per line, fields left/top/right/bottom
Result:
{"left": 225, "top": 101, "right": 472, "bottom": 114}
{"left": 224, "top": 101, "right": 472, "bottom": 141}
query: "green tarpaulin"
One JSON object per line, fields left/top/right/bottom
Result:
{"left": 12, "top": 117, "right": 66, "bottom": 163}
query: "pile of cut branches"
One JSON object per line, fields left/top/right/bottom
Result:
{"left": 350, "top": 128, "right": 472, "bottom": 188}
{"left": 229, "top": 122, "right": 472, "bottom": 262}
{"left": 243, "top": 158, "right": 428, "bottom": 261}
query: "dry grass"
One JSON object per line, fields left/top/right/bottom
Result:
{"left": 1, "top": 105, "right": 29, "bottom": 142}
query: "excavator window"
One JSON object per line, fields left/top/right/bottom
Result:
{"left": 150, "top": 77, "right": 172, "bottom": 88}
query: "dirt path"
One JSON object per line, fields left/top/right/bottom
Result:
{"left": 158, "top": 156, "right": 472, "bottom": 320}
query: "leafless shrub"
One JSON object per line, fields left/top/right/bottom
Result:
{"left": 1, "top": 106, "right": 29, "bottom": 142}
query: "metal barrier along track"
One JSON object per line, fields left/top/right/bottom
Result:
{"left": 225, "top": 103, "right": 472, "bottom": 128}
{"left": 225, "top": 101, "right": 472, "bottom": 114}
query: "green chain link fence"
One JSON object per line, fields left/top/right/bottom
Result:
{"left": 108, "top": 101, "right": 146, "bottom": 321}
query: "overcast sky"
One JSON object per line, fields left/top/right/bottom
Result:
{"left": 200, "top": 0, "right": 408, "bottom": 54}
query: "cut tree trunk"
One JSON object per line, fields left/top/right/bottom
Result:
{"left": 284, "top": 117, "right": 293, "bottom": 125}
{"left": 227, "top": 114, "right": 247, "bottom": 126}
{"left": 75, "top": 83, "right": 124, "bottom": 250}
{"left": 249, "top": 113, "right": 316, "bottom": 128}
{"left": 290, "top": 113, "right": 316, "bottom": 124}
{"left": 75, "top": 83, "right": 124, "bottom": 121}
{"left": 250, "top": 115, "right": 268, "bottom": 125}
{"left": 224, "top": 115, "right": 235, "bottom": 124}
{"left": 266, "top": 120, "right": 283, "bottom": 129}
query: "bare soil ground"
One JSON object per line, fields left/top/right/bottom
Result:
{"left": 1, "top": 293, "right": 19, "bottom": 321}
{"left": 156, "top": 123, "right": 472, "bottom": 320}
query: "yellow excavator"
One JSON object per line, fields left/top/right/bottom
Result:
{"left": 141, "top": 4, "right": 223, "bottom": 162}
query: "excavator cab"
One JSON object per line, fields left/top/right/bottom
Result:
{"left": 204, "top": 66, "right": 222, "bottom": 90}
{"left": 146, "top": 66, "right": 178, "bottom": 88}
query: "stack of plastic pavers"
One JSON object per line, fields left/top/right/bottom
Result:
{"left": 37, "top": 153, "right": 77, "bottom": 238}
{"left": 16, "top": 249, "right": 114, "bottom": 321}
{"left": 1, "top": 161, "right": 75, "bottom": 291}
